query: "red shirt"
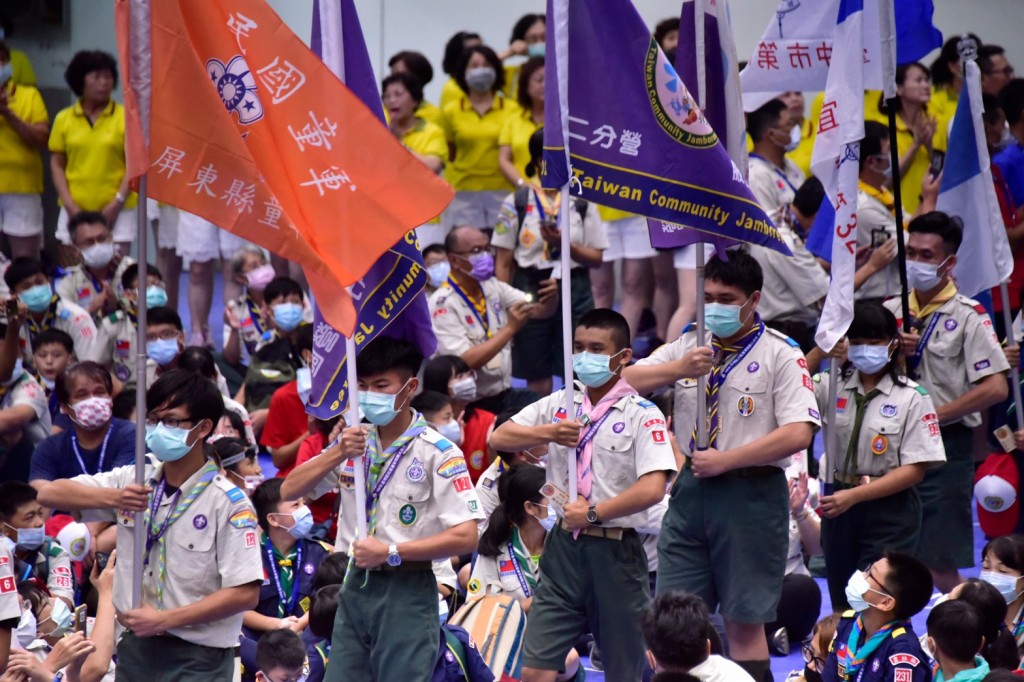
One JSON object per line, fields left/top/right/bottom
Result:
{"left": 260, "top": 381, "right": 308, "bottom": 477}
{"left": 462, "top": 407, "right": 496, "bottom": 483}
{"left": 292, "top": 431, "right": 338, "bottom": 530}
{"left": 991, "top": 165, "right": 1024, "bottom": 313}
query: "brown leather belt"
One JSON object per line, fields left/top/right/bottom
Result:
{"left": 557, "top": 520, "right": 626, "bottom": 541}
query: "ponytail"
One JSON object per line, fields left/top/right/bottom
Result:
{"left": 475, "top": 464, "right": 547, "bottom": 558}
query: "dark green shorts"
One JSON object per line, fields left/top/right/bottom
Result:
{"left": 657, "top": 467, "right": 788, "bottom": 623}
{"left": 116, "top": 631, "right": 234, "bottom": 681}
{"left": 523, "top": 524, "right": 650, "bottom": 681}
{"left": 915, "top": 424, "right": 974, "bottom": 571}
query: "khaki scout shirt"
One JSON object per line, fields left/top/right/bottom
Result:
{"left": 428, "top": 278, "right": 527, "bottom": 399}
{"left": 749, "top": 226, "right": 828, "bottom": 325}
{"left": 32, "top": 540, "right": 74, "bottom": 605}
{"left": 468, "top": 539, "right": 537, "bottom": 603}
{"left": 310, "top": 425, "right": 485, "bottom": 551}
{"left": 491, "top": 190, "right": 608, "bottom": 271}
{"left": 885, "top": 293, "right": 1009, "bottom": 428}
{"left": 1, "top": 372, "right": 51, "bottom": 447}
{"left": 510, "top": 384, "right": 677, "bottom": 530}
{"left": 637, "top": 325, "right": 821, "bottom": 466}
{"left": 813, "top": 371, "right": 946, "bottom": 479}
{"left": 855, "top": 190, "right": 902, "bottom": 301}
{"left": 748, "top": 155, "right": 805, "bottom": 216}
{"left": 474, "top": 458, "right": 505, "bottom": 525}
{"left": 75, "top": 460, "right": 263, "bottom": 648}
{"left": 20, "top": 299, "right": 101, "bottom": 365}
{"left": 55, "top": 258, "right": 135, "bottom": 319}
{"left": 0, "top": 538, "right": 17, "bottom": 623}
{"left": 98, "top": 309, "right": 138, "bottom": 386}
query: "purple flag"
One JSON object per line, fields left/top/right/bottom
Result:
{"left": 306, "top": 0, "right": 437, "bottom": 418}
{"left": 543, "top": 0, "right": 789, "bottom": 253}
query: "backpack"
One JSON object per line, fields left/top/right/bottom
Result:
{"left": 448, "top": 594, "right": 526, "bottom": 682}
{"left": 513, "top": 186, "right": 589, "bottom": 239}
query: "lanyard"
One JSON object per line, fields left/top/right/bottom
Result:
{"left": 71, "top": 426, "right": 113, "bottom": 475}
{"left": 574, "top": 405, "right": 614, "bottom": 480}
{"left": 507, "top": 531, "right": 537, "bottom": 598}
{"left": 910, "top": 311, "right": 943, "bottom": 372}
{"left": 84, "top": 269, "right": 106, "bottom": 299}
{"left": 245, "top": 295, "right": 267, "bottom": 337}
{"left": 144, "top": 479, "right": 182, "bottom": 565}
{"left": 750, "top": 154, "right": 799, "bottom": 194}
{"left": 26, "top": 298, "right": 59, "bottom": 344}
{"left": 446, "top": 277, "right": 490, "bottom": 338}
{"left": 363, "top": 438, "right": 417, "bottom": 515}
{"left": 715, "top": 324, "right": 765, "bottom": 391}
{"left": 265, "top": 538, "right": 303, "bottom": 616}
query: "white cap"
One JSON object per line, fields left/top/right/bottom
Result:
{"left": 975, "top": 474, "right": 1017, "bottom": 512}
{"left": 56, "top": 522, "right": 91, "bottom": 561}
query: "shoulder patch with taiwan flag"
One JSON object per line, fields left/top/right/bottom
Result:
{"left": 436, "top": 457, "right": 468, "bottom": 479}
{"left": 553, "top": 406, "right": 568, "bottom": 423}
{"left": 889, "top": 654, "right": 920, "bottom": 667}
{"left": 499, "top": 559, "right": 516, "bottom": 576}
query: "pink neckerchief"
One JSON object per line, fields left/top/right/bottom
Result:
{"left": 577, "top": 378, "right": 638, "bottom": 500}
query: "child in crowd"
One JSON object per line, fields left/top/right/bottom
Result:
{"left": 0, "top": 482, "right": 75, "bottom": 608}
{"left": 257, "top": 321, "right": 314, "bottom": 471}
{"left": 98, "top": 262, "right": 166, "bottom": 387}
{"left": 30, "top": 328, "right": 75, "bottom": 430}
{"left": 927, "top": 600, "right": 989, "bottom": 682}
{"left": 253, "top": 629, "right": 309, "bottom": 682}
{"left": 412, "top": 389, "right": 464, "bottom": 446}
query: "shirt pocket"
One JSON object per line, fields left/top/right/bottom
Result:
{"left": 860, "top": 416, "right": 905, "bottom": 471}
{"left": 392, "top": 480, "right": 432, "bottom": 504}
{"left": 592, "top": 429, "right": 635, "bottom": 485}
{"left": 171, "top": 518, "right": 217, "bottom": 586}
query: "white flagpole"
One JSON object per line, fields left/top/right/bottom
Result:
{"left": 127, "top": 0, "right": 151, "bottom": 609}
{"left": 693, "top": 0, "right": 709, "bottom": 449}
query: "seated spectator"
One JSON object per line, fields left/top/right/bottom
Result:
{"left": 423, "top": 244, "right": 450, "bottom": 295}
{"left": 642, "top": 591, "right": 753, "bottom": 682}
{"left": 291, "top": 413, "right": 341, "bottom": 537}
{"left": 422, "top": 354, "right": 496, "bottom": 483}
{"left": 223, "top": 245, "right": 296, "bottom": 368}
{"left": 143, "top": 305, "right": 186, "bottom": 384}
{"left": 29, "top": 328, "right": 75, "bottom": 430}
{"left": 212, "top": 436, "right": 264, "bottom": 496}
{"left": 243, "top": 478, "right": 332, "bottom": 643}
{"left": 55, "top": 211, "right": 134, "bottom": 319}
{"left": 946, "top": 579, "right": 1019, "bottom": 670}
{"left": 5, "top": 257, "right": 100, "bottom": 364}
{"left": 0, "top": 482, "right": 75, "bottom": 608}
{"left": 927, "top": 600, "right": 989, "bottom": 682}
{"left": 29, "top": 361, "right": 134, "bottom": 488}
{"left": 179, "top": 345, "right": 257, "bottom": 450}
{"left": 475, "top": 409, "right": 547, "bottom": 520}
{"left": 306, "top": 584, "right": 340, "bottom": 680}
{"left": 792, "top": 615, "right": 838, "bottom": 682}
{"left": 258, "top": 322, "right": 314, "bottom": 475}
{"left": 978, "top": 535, "right": 1024, "bottom": 648}
{"left": 15, "top": 581, "right": 77, "bottom": 655}
{"left": 312, "top": 554, "right": 347, "bottom": 592}
{"left": 412, "top": 390, "right": 463, "bottom": 446}
{"left": 428, "top": 226, "right": 536, "bottom": 415}
{"left": 253, "top": 629, "right": 308, "bottom": 682}
{"left": 0, "top": 322, "right": 51, "bottom": 448}
{"left": 98, "top": 261, "right": 165, "bottom": 387}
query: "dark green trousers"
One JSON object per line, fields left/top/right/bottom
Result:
{"left": 116, "top": 631, "right": 234, "bottom": 681}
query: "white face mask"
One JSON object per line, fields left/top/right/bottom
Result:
{"left": 450, "top": 377, "right": 477, "bottom": 402}
{"left": 435, "top": 419, "right": 462, "bottom": 445}
{"left": 534, "top": 503, "right": 557, "bottom": 532}
{"left": 16, "top": 608, "right": 37, "bottom": 647}
{"left": 906, "top": 257, "right": 949, "bottom": 292}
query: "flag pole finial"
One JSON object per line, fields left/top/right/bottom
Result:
{"left": 957, "top": 35, "right": 978, "bottom": 62}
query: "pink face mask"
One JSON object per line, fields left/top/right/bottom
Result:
{"left": 245, "top": 264, "right": 276, "bottom": 291}
{"left": 71, "top": 396, "right": 113, "bottom": 430}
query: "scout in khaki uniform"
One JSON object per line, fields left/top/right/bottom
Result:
{"left": 0, "top": 533, "right": 17, "bottom": 668}
{"left": 885, "top": 212, "right": 1009, "bottom": 592}
{"left": 38, "top": 370, "right": 263, "bottom": 681}
{"left": 429, "top": 226, "right": 536, "bottom": 411}
{"left": 98, "top": 262, "right": 166, "bottom": 387}
{"left": 0, "top": 482, "right": 74, "bottom": 607}
{"left": 476, "top": 411, "right": 549, "bottom": 523}
{"left": 810, "top": 302, "right": 946, "bottom": 610}
{"left": 625, "top": 251, "right": 819, "bottom": 682}
{"left": 55, "top": 211, "right": 135, "bottom": 320}
{"left": 491, "top": 308, "right": 676, "bottom": 682}
{"left": 281, "top": 337, "right": 482, "bottom": 681}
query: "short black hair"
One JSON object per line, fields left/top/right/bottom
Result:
{"left": 263, "top": 277, "right": 304, "bottom": 306}
{"left": 510, "top": 13, "right": 544, "bottom": 44}
{"left": 381, "top": 71, "right": 424, "bottom": 105}
{"left": 859, "top": 121, "right": 890, "bottom": 172}
{"left": 454, "top": 45, "right": 505, "bottom": 96}
{"left": 422, "top": 354, "right": 471, "bottom": 396}
{"left": 410, "top": 390, "right": 452, "bottom": 420}
{"left": 210, "top": 436, "right": 249, "bottom": 469}
{"left": 908, "top": 211, "right": 963, "bottom": 255}
{"left": 147, "top": 305, "right": 184, "bottom": 331}
{"left": 955, "top": 578, "right": 1020, "bottom": 671}
{"left": 251, "top": 477, "right": 285, "bottom": 534}
{"left": 388, "top": 50, "right": 434, "bottom": 86}
{"left": 64, "top": 50, "right": 119, "bottom": 98}
{"left": 492, "top": 408, "right": 519, "bottom": 465}
{"left": 422, "top": 244, "right": 446, "bottom": 259}
{"left": 313, "top": 553, "right": 348, "bottom": 590}
{"left": 575, "top": 308, "right": 630, "bottom": 352}
{"left": 4, "top": 257, "right": 45, "bottom": 291}
{"left": 525, "top": 127, "right": 544, "bottom": 179}
{"left": 654, "top": 17, "right": 680, "bottom": 48}
{"left": 517, "top": 57, "right": 545, "bottom": 111}
{"left": 33, "top": 328, "right": 74, "bottom": 355}
{"left": 121, "top": 262, "right": 163, "bottom": 291}
{"left": 179, "top": 346, "right": 218, "bottom": 380}
{"left": 927, "top": 600, "right": 984, "bottom": 663}
{"left": 1000, "top": 79, "right": 1024, "bottom": 127}
{"left": 747, "top": 99, "right": 787, "bottom": 143}
{"left": 705, "top": 250, "right": 763, "bottom": 296}
{"left": 479, "top": 463, "right": 546, "bottom": 557}
{"left": 641, "top": 592, "right": 711, "bottom": 670}
{"left": 67, "top": 211, "right": 109, "bottom": 241}
{"left": 295, "top": 322, "right": 313, "bottom": 354}
{"left": 56, "top": 360, "right": 113, "bottom": 406}
{"left": 0, "top": 481, "right": 38, "bottom": 520}
{"left": 255, "top": 629, "right": 306, "bottom": 675}
{"left": 442, "top": 31, "right": 481, "bottom": 76}
{"left": 308, "top": 584, "right": 341, "bottom": 639}
{"left": 881, "top": 551, "right": 933, "bottom": 620}
{"left": 979, "top": 45, "right": 1008, "bottom": 76}
{"left": 356, "top": 336, "right": 423, "bottom": 381}
{"left": 848, "top": 301, "right": 898, "bottom": 342}
{"left": 793, "top": 177, "right": 825, "bottom": 220}
{"left": 983, "top": 535, "right": 1024, "bottom": 573}
{"left": 113, "top": 389, "right": 136, "bottom": 421}
{"left": 146, "top": 368, "right": 224, "bottom": 430}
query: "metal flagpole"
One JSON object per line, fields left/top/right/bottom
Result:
{"left": 128, "top": 0, "right": 151, "bottom": 609}
{"left": 1000, "top": 286, "right": 1024, "bottom": 431}
{"left": 560, "top": 187, "right": 577, "bottom": 501}
{"left": 823, "top": 360, "right": 839, "bottom": 494}
{"left": 345, "top": 335, "right": 368, "bottom": 539}
{"left": 692, "top": 0, "right": 709, "bottom": 450}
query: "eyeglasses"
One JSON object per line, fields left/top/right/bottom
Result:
{"left": 987, "top": 66, "right": 1015, "bottom": 78}
{"left": 145, "top": 329, "right": 180, "bottom": 342}
{"left": 144, "top": 416, "right": 195, "bottom": 429}
{"left": 801, "top": 640, "right": 825, "bottom": 669}
{"left": 451, "top": 246, "right": 494, "bottom": 257}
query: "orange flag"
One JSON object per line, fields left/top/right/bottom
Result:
{"left": 115, "top": 0, "right": 452, "bottom": 333}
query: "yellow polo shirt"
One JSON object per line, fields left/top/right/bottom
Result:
{"left": 865, "top": 102, "right": 947, "bottom": 214}
{"left": 440, "top": 77, "right": 465, "bottom": 111}
{"left": 402, "top": 117, "right": 447, "bottom": 226}
{"left": 0, "top": 82, "right": 48, "bottom": 194}
{"left": 442, "top": 94, "right": 519, "bottom": 192}
{"left": 48, "top": 100, "right": 137, "bottom": 211}
{"left": 10, "top": 50, "right": 36, "bottom": 87}
{"left": 416, "top": 100, "right": 444, "bottom": 129}
{"left": 498, "top": 108, "right": 540, "bottom": 182}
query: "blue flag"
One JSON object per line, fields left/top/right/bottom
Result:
{"left": 895, "top": 0, "right": 942, "bottom": 65}
{"left": 543, "top": 0, "right": 789, "bottom": 253}
{"left": 306, "top": 0, "right": 437, "bottom": 418}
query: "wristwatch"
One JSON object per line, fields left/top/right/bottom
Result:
{"left": 386, "top": 543, "right": 402, "bottom": 567}
{"left": 586, "top": 504, "right": 601, "bottom": 526}
{"left": 114, "top": 191, "right": 126, "bottom": 204}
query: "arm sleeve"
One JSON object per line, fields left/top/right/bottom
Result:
{"left": 497, "top": 280, "right": 528, "bottom": 310}
{"left": 509, "top": 392, "right": 560, "bottom": 428}
{"left": 0, "top": 544, "right": 19, "bottom": 622}
{"left": 633, "top": 404, "right": 678, "bottom": 478}
{"left": 430, "top": 296, "right": 474, "bottom": 358}
{"left": 963, "top": 307, "right": 1011, "bottom": 383}
{"left": 497, "top": 116, "right": 515, "bottom": 147}
{"left": 45, "top": 550, "right": 75, "bottom": 603}
{"left": 47, "top": 110, "right": 67, "bottom": 153}
{"left": 422, "top": 125, "right": 448, "bottom": 161}
{"left": 581, "top": 201, "right": 610, "bottom": 250}
{"left": 216, "top": 499, "right": 265, "bottom": 589}
{"left": 491, "top": 194, "right": 519, "bottom": 251}
{"left": 70, "top": 313, "right": 102, "bottom": 363}
{"left": 897, "top": 389, "right": 947, "bottom": 467}
{"left": 28, "top": 436, "right": 60, "bottom": 482}
{"left": 11, "top": 380, "right": 47, "bottom": 423}
{"left": 26, "top": 88, "right": 49, "bottom": 125}
{"left": 634, "top": 338, "right": 685, "bottom": 367}
{"left": 772, "top": 345, "right": 823, "bottom": 428}
{"left": 432, "top": 446, "right": 485, "bottom": 530}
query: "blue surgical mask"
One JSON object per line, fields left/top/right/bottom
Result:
{"left": 0, "top": 62, "right": 12, "bottom": 87}
{"left": 19, "top": 283, "right": 53, "bottom": 313}
{"left": 906, "top": 258, "right": 948, "bottom": 292}
{"left": 146, "top": 338, "right": 180, "bottom": 367}
{"left": 358, "top": 381, "right": 410, "bottom": 426}
{"left": 535, "top": 504, "right": 557, "bottom": 532}
{"left": 426, "top": 261, "right": 451, "bottom": 288}
{"left": 572, "top": 350, "right": 622, "bottom": 388}
{"left": 41, "top": 599, "right": 73, "bottom": 637}
{"left": 527, "top": 43, "right": 546, "bottom": 59}
{"left": 273, "top": 302, "right": 303, "bottom": 332}
{"left": 296, "top": 367, "right": 312, "bottom": 405}
{"left": 4, "top": 523, "right": 44, "bottom": 551}
{"left": 145, "top": 422, "right": 200, "bottom": 462}
{"left": 848, "top": 344, "right": 892, "bottom": 375}
{"left": 284, "top": 505, "right": 314, "bottom": 540}
{"left": 435, "top": 419, "right": 462, "bottom": 444}
{"left": 705, "top": 301, "right": 747, "bottom": 338}
{"left": 980, "top": 569, "right": 1021, "bottom": 603}
{"left": 146, "top": 285, "right": 168, "bottom": 309}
